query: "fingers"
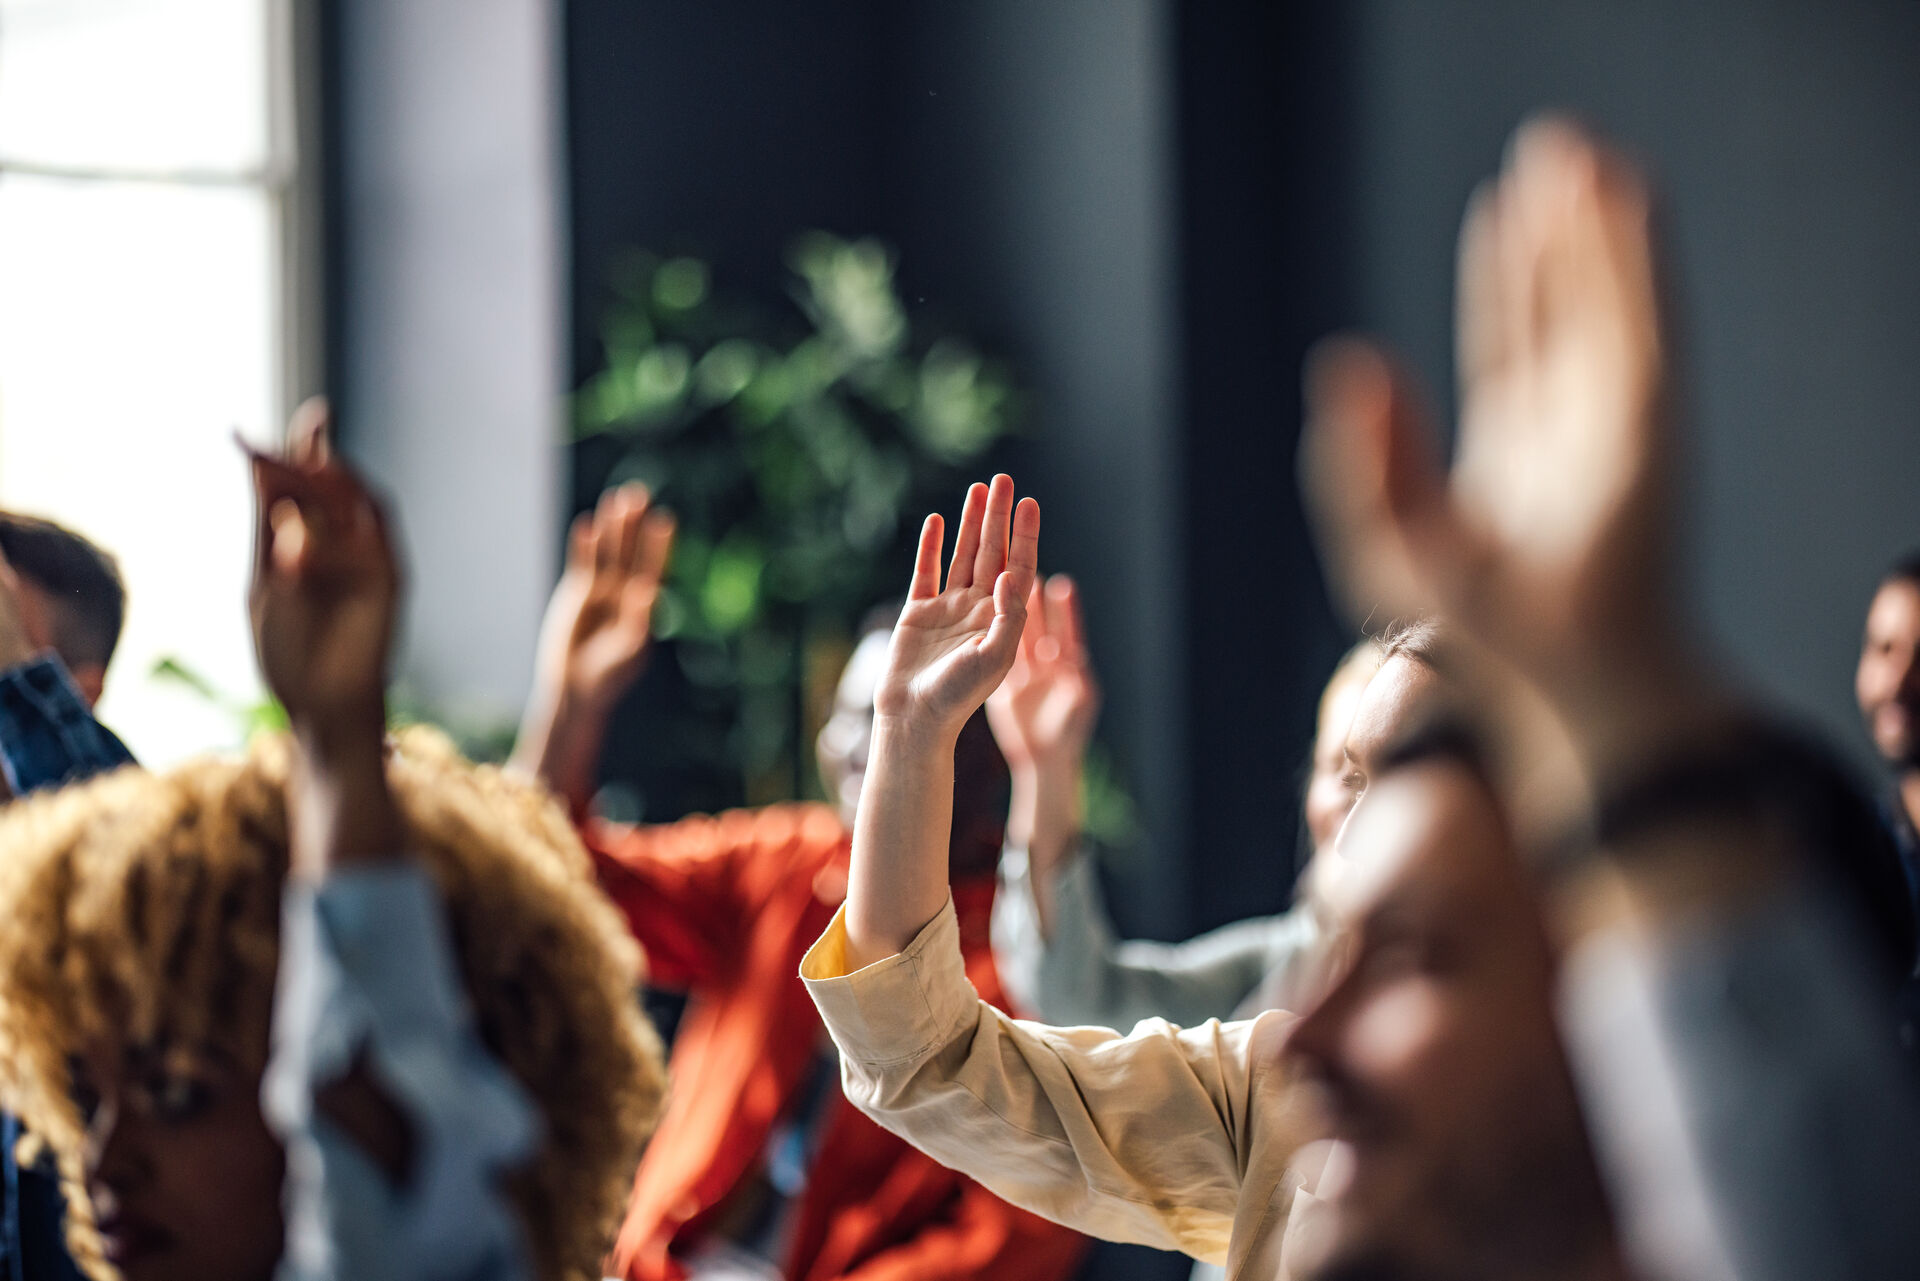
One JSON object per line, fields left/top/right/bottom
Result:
{"left": 242, "top": 404, "right": 400, "bottom": 605}
{"left": 972, "top": 475, "right": 1017, "bottom": 590}
{"left": 996, "top": 580, "right": 1044, "bottom": 692}
{"left": 614, "top": 489, "right": 647, "bottom": 573}
{"left": 243, "top": 435, "right": 392, "bottom": 585}
{"left": 1042, "top": 575, "right": 1082, "bottom": 665}
{"left": 945, "top": 483, "right": 988, "bottom": 590}
{"left": 1018, "top": 578, "right": 1047, "bottom": 660}
{"left": 246, "top": 447, "right": 317, "bottom": 581}
{"left": 1455, "top": 180, "right": 1505, "bottom": 395}
{"left": 286, "top": 397, "right": 332, "bottom": 469}
{"left": 980, "top": 556, "right": 1032, "bottom": 669}
{"left": 567, "top": 511, "right": 595, "bottom": 574}
{"left": 1004, "top": 493, "right": 1040, "bottom": 602}
{"left": 635, "top": 509, "right": 676, "bottom": 586}
{"left": 592, "top": 489, "right": 620, "bottom": 576}
{"left": 1300, "top": 338, "right": 1458, "bottom": 625}
{"left": 908, "top": 514, "right": 945, "bottom": 600}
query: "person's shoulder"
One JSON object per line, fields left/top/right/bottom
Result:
{"left": 733, "top": 801, "right": 847, "bottom": 854}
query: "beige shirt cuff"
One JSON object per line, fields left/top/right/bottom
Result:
{"left": 800, "top": 895, "right": 978, "bottom": 1068}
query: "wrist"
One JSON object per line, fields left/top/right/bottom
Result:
{"left": 555, "top": 672, "right": 626, "bottom": 724}
{"left": 870, "top": 712, "right": 963, "bottom": 762}
{"left": 291, "top": 694, "right": 388, "bottom": 770}
{"left": 288, "top": 734, "right": 402, "bottom": 881}
{"left": 1544, "top": 653, "right": 1741, "bottom": 792}
{"left": 1013, "top": 763, "right": 1081, "bottom": 858}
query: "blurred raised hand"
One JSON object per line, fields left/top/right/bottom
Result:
{"left": 537, "top": 484, "right": 675, "bottom": 716}
{"left": 1301, "top": 118, "right": 1721, "bottom": 787}
{"left": 246, "top": 399, "right": 400, "bottom": 739}
{"left": 986, "top": 575, "right": 1102, "bottom": 777}
{"left": 844, "top": 475, "right": 1039, "bottom": 965}
{"left": 244, "top": 397, "right": 403, "bottom": 876}
{"left": 876, "top": 475, "right": 1040, "bottom": 738}
{"left": 987, "top": 575, "right": 1099, "bottom": 903}
{"left": 508, "top": 484, "right": 674, "bottom": 811}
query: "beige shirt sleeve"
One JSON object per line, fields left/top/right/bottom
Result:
{"left": 801, "top": 896, "right": 1310, "bottom": 1266}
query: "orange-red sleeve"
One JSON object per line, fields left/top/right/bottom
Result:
{"left": 834, "top": 1181, "right": 1088, "bottom": 1281}
{"left": 583, "top": 813, "right": 755, "bottom": 990}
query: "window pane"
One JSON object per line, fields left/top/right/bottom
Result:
{"left": 0, "top": 0, "right": 269, "bottom": 174}
{"left": 0, "top": 173, "right": 277, "bottom": 766}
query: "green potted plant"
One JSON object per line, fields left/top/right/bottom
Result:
{"left": 576, "top": 232, "right": 1021, "bottom": 804}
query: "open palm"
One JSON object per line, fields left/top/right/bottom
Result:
{"left": 877, "top": 474, "right": 1041, "bottom": 736}
{"left": 1303, "top": 119, "right": 1675, "bottom": 690}
{"left": 539, "top": 483, "right": 675, "bottom": 711}
{"left": 986, "top": 574, "right": 1100, "bottom": 773}
{"left": 246, "top": 403, "right": 400, "bottom": 727}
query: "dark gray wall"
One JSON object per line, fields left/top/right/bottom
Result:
{"left": 1348, "top": 0, "right": 1920, "bottom": 772}
{"left": 566, "top": 0, "right": 1200, "bottom": 942}
{"left": 885, "top": 1, "right": 1190, "bottom": 936}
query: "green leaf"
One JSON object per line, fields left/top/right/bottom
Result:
{"left": 653, "top": 257, "right": 710, "bottom": 311}
{"left": 700, "top": 538, "right": 765, "bottom": 633}
{"left": 695, "top": 339, "right": 760, "bottom": 405}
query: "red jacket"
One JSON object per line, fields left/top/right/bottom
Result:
{"left": 588, "top": 804, "right": 1089, "bottom": 1281}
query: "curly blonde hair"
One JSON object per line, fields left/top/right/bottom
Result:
{"left": 0, "top": 727, "right": 665, "bottom": 1281}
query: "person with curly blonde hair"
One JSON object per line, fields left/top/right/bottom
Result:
{"left": 0, "top": 408, "right": 665, "bottom": 1281}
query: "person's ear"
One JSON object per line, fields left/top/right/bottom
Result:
{"left": 70, "top": 662, "right": 107, "bottom": 709}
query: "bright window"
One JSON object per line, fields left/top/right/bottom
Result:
{"left": 0, "top": 0, "right": 304, "bottom": 765}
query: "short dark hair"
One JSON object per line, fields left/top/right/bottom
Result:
{"left": 0, "top": 513, "right": 126, "bottom": 669}
{"left": 1878, "top": 551, "right": 1920, "bottom": 593}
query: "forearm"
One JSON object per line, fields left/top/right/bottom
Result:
{"left": 845, "top": 715, "right": 959, "bottom": 968}
{"left": 289, "top": 700, "right": 403, "bottom": 883}
{"left": 507, "top": 682, "right": 611, "bottom": 814}
{"left": 1005, "top": 760, "right": 1083, "bottom": 939}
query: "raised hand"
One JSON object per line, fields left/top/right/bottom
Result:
{"left": 537, "top": 483, "right": 675, "bottom": 715}
{"left": 987, "top": 573, "right": 1098, "bottom": 926}
{"left": 244, "top": 399, "right": 400, "bottom": 742}
{"left": 843, "top": 474, "right": 1039, "bottom": 966}
{"left": 875, "top": 475, "right": 1041, "bottom": 739}
{"left": 244, "top": 399, "right": 404, "bottom": 879}
{"left": 509, "top": 484, "right": 674, "bottom": 808}
{"left": 1300, "top": 119, "right": 1718, "bottom": 786}
{"left": 986, "top": 575, "right": 1102, "bottom": 776}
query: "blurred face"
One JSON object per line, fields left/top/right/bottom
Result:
{"left": 73, "top": 1038, "right": 284, "bottom": 1281}
{"left": 1858, "top": 577, "right": 1920, "bottom": 771}
{"left": 816, "top": 629, "right": 1010, "bottom": 876}
{"left": 9, "top": 574, "right": 107, "bottom": 705}
{"left": 1285, "top": 762, "right": 1612, "bottom": 1281}
{"left": 1335, "top": 656, "right": 1438, "bottom": 832}
{"left": 1303, "top": 655, "right": 1381, "bottom": 853}
{"left": 816, "top": 631, "right": 890, "bottom": 827}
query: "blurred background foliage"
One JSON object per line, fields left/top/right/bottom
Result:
{"left": 577, "top": 232, "right": 1023, "bottom": 802}
{"left": 152, "top": 657, "right": 522, "bottom": 764}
